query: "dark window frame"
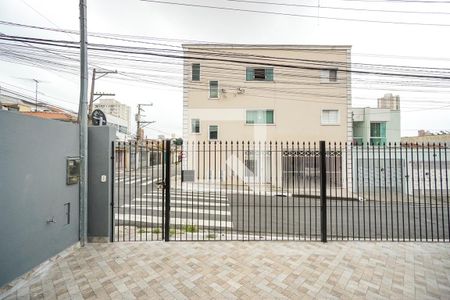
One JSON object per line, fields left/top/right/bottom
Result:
{"left": 191, "top": 118, "right": 200, "bottom": 134}
{"left": 209, "top": 125, "right": 218, "bottom": 140}
{"left": 192, "top": 63, "right": 200, "bottom": 81}
{"left": 209, "top": 80, "right": 219, "bottom": 98}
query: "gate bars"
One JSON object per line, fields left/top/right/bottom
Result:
{"left": 112, "top": 140, "right": 450, "bottom": 242}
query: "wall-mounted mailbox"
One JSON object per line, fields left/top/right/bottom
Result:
{"left": 66, "top": 157, "right": 80, "bottom": 185}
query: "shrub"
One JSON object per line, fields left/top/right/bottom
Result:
{"left": 184, "top": 225, "right": 198, "bottom": 233}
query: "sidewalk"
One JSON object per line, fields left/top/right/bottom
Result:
{"left": 2, "top": 242, "right": 450, "bottom": 299}
{"left": 175, "top": 179, "right": 351, "bottom": 198}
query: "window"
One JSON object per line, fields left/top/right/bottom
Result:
{"left": 353, "top": 137, "right": 364, "bottom": 146}
{"left": 209, "top": 81, "right": 219, "bottom": 98}
{"left": 246, "top": 110, "right": 274, "bottom": 124}
{"left": 192, "top": 63, "right": 200, "bottom": 81}
{"left": 321, "top": 109, "right": 339, "bottom": 125}
{"left": 321, "top": 69, "right": 338, "bottom": 83}
{"left": 329, "top": 69, "right": 337, "bottom": 82}
{"left": 191, "top": 119, "right": 200, "bottom": 133}
{"left": 209, "top": 125, "right": 218, "bottom": 140}
{"left": 119, "top": 125, "right": 128, "bottom": 134}
{"left": 246, "top": 67, "right": 274, "bottom": 81}
{"left": 370, "top": 122, "right": 386, "bottom": 145}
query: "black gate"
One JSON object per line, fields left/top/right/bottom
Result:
{"left": 112, "top": 140, "right": 450, "bottom": 242}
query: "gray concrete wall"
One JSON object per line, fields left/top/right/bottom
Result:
{"left": 88, "top": 126, "right": 115, "bottom": 241}
{"left": 0, "top": 111, "right": 79, "bottom": 288}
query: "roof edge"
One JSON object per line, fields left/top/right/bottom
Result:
{"left": 182, "top": 44, "right": 352, "bottom": 50}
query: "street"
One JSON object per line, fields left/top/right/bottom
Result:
{"left": 113, "top": 166, "right": 450, "bottom": 241}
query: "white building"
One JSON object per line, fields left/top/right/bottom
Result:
{"left": 352, "top": 107, "right": 401, "bottom": 145}
{"left": 104, "top": 113, "right": 131, "bottom": 141}
{"left": 94, "top": 99, "right": 131, "bottom": 140}
{"left": 94, "top": 99, "right": 131, "bottom": 131}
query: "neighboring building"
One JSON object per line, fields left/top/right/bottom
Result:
{"left": 1, "top": 93, "right": 40, "bottom": 112}
{"left": 103, "top": 112, "right": 132, "bottom": 140}
{"left": 377, "top": 93, "right": 400, "bottom": 110}
{"left": 182, "top": 44, "right": 352, "bottom": 187}
{"left": 1, "top": 93, "right": 77, "bottom": 122}
{"left": 352, "top": 107, "right": 400, "bottom": 145}
{"left": 21, "top": 111, "right": 76, "bottom": 122}
{"left": 94, "top": 99, "right": 131, "bottom": 132}
{"left": 402, "top": 132, "right": 450, "bottom": 145}
{"left": 94, "top": 99, "right": 131, "bottom": 140}
{"left": 183, "top": 44, "right": 352, "bottom": 143}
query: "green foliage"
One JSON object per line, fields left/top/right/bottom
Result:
{"left": 183, "top": 225, "right": 198, "bottom": 233}
{"left": 137, "top": 228, "right": 147, "bottom": 234}
{"left": 169, "top": 228, "right": 185, "bottom": 236}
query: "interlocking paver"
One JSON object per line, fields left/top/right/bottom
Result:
{"left": 1, "top": 242, "right": 450, "bottom": 299}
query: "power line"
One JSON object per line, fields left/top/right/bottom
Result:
{"left": 1, "top": 36, "right": 450, "bottom": 110}
{"left": 3, "top": 19, "right": 450, "bottom": 63}
{"left": 0, "top": 85, "right": 77, "bottom": 112}
{"left": 220, "top": 0, "right": 450, "bottom": 15}
{"left": 1, "top": 33, "right": 449, "bottom": 113}
{"left": 1, "top": 33, "right": 448, "bottom": 95}
{"left": 334, "top": 0, "right": 450, "bottom": 4}
{"left": 140, "top": 0, "right": 450, "bottom": 27}
{"left": 2, "top": 34, "right": 450, "bottom": 81}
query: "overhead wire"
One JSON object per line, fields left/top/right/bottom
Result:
{"left": 140, "top": 0, "right": 450, "bottom": 27}
{"left": 2, "top": 19, "right": 450, "bottom": 63}
{"left": 0, "top": 32, "right": 449, "bottom": 113}
{"left": 220, "top": 0, "right": 450, "bottom": 15}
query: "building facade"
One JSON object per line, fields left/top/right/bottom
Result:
{"left": 94, "top": 99, "right": 131, "bottom": 139}
{"left": 377, "top": 93, "right": 400, "bottom": 110}
{"left": 352, "top": 107, "right": 401, "bottom": 145}
{"left": 182, "top": 44, "right": 352, "bottom": 187}
{"left": 183, "top": 44, "right": 352, "bottom": 143}
{"left": 401, "top": 133, "right": 450, "bottom": 145}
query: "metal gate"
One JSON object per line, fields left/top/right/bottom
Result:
{"left": 112, "top": 140, "right": 450, "bottom": 242}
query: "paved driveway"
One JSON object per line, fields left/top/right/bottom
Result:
{"left": 2, "top": 242, "right": 450, "bottom": 299}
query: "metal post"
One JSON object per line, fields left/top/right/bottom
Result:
{"left": 110, "top": 141, "right": 115, "bottom": 243}
{"left": 136, "top": 103, "right": 154, "bottom": 144}
{"left": 164, "top": 139, "right": 171, "bottom": 241}
{"left": 78, "top": 0, "right": 89, "bottom": 247}
{"left": 88, "top": 69, "right": 117, "bottom": 124}
{"left": 320, "top": 141, "right": 327, "bottom": 243}
{"left": 136, "top": 104, "right": 141, "bottom": 143}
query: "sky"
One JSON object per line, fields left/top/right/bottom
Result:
{"left": 1, "top": 0, "right": 450, "bottom": 138}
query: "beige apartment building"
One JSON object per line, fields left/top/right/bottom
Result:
{"left": 182, "top": 44, "right": 352, "bottom": 187}
{"left": 183, "top": 44, "right": 352, "bottom": 143}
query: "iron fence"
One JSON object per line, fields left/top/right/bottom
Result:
{"left": 112, "top": 141, "right": 450, "bottom": 242}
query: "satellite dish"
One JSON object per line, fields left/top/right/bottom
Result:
{"left": 92, "top": 109, "right": 107, "bottom": 126}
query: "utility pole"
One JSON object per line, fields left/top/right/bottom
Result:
{"left": 78, "top": 0, "right": 88, "bottom": 247}
{"left": 136, "top": 103, "right": 155, "bottom": 144}
{"left": 88, "top": 68, "right": 117, "bottom": 123}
